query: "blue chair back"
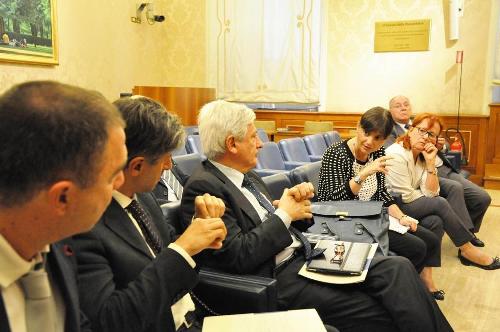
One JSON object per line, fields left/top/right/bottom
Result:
{"left": 303, "top": 134, "right": 328, "bottom": 156}
{"left": 261, "top": 172, "right": 293, "bottom": 201}
{"left": 289, "top": 161, "right": 322, "bottom": 201}
{"left": 278, "top": 137, "right": 311, "bottom": 163}
{"left": 257, "top": 128, "right": 270, "bottom": 143}
{"left": 172, "top": 144, "right": 188, "bottom": 156}
{"left": 257, "top": 142, "right": 286, "bottom": 170}
{"left": 323, "top": 131, "right": 342, "bottom": 146}
{"left": 186, "top": 135, "right": 204, "bottom": 155}
{"left": 172, "top": 153, "right": 205, "bottom": 177}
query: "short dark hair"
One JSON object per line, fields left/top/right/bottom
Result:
{"left": 113, "top": 96, "right": 185, "bottom": 165}
{"left": 359, "top": 106, "right": 394, "bottom": 139}
{"left": 0, "top": 80, "right": 124, "bottom": 207}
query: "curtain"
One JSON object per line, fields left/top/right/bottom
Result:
{"left": 207, "top": 0, "right": 322, "bottom": 103}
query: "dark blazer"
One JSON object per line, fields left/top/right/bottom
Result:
{"left": 384, "top": 123, "right": 406, "bottom": 148}
{"left": 152, "top": 162, "right": 189, "bottom": 204}
{"left": 0, "top": 242, "right": 92, "bottom": 332}
{"left": 180, "top": 160, "right": 293, "bottom": 277}
{"left": 72, "top": 192, "right": 198, "bottom": 332}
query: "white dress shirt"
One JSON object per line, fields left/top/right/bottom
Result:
{"left": 210, "top": 161, "right": 301, "bottom": 265}
{"left": 113, "top": 191, "right": 195, "bottom": 330}
{"left": 0, "top": 236, "right": 65, "bottom": 332}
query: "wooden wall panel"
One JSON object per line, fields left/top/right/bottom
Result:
{"left": 256, "top": 110, "right": 490, "bottom": 185}
{"left": 132, "top": 86, "right": 216, "bottom": 125}
{"left": 488, "top": 104, "right": 500, "bottom": 164}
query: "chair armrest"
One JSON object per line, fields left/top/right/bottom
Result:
{"left": 309, "top": 155, "right": 322, "bottom": 162}
{"left": 193, "top": 268, "right": 277, "bottom": 315}
{"left": 284, "top": 161, "right": 309, "bottom": 170}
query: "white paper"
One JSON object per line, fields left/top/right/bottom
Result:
{"left": 388, "top": 215, "right": 410, "bottom": 234}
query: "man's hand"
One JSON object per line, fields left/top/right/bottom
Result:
{"left": 435, "top": 137, "right": 447, "bottom": 151}
{"left": 277, "top": 188, "right": 312, "bottom": 221}
{"left": 174, "top": 218, "right": 227, "bottom": 256}
{"left": 194, "top": 193, "right": 225, "bottom": 219}
{"left": 287, "top": 182, "right": 315, "bottom": 201}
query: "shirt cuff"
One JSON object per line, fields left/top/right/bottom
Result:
{"left": 168, "top": 243, "right": 196, "bottom": 269}
{"left": 274, "top": 208, "right": 292, "bottom": 228}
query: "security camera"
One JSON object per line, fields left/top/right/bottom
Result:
{"left": 153, "top": 15, "right": 165, "bottom": 22}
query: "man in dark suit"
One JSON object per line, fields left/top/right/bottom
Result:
{"left": 181, "top": 100, "right": 453, "bottom": 332}
{"left": 385, "top": 95, "right": 491, "bottom": 247}
{"left": 0, "top": 81, "right": 128, "bottom": 332}
{"left": 72, "top": 96, "right": 227, "bottom": 332}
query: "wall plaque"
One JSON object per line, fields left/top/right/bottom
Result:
{"left": 374, "top": 19, "right": 431, "bottom": 52}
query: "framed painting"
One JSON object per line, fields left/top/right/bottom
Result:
{"left": 0, "top": 0, "right": 58, "bottom": 65}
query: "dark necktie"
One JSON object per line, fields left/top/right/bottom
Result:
{"left": 162, "top": 170, "right": 183, "bottom": 200}
{"left": 241, "top": 174, "right": 324, "bottom": 261}
{"left": 126, "top": 199, "right": 164, "bottom": 254}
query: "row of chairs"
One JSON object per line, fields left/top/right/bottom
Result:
{"left": 255, "top": 131, "right": 341, "bottom": 177}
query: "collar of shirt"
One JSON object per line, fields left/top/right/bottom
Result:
{"left": 210, "top": 160, "right": 245, "bottom": 188}
{"left": 210, "top": 160, "right": 292, "bottom": 225}
{"left": 112, "top": 190, "right": 136, "bottom": 209}
{"left": 0, "top": 235, "right": 49, "bottom": 288}
{"left": 396, "top": 121, "right": 410, "bottom": 132}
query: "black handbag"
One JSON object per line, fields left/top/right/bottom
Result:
{"left": 307, "top": 200, "right": 390, "bottom": 256}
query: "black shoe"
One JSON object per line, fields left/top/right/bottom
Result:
{"left": 470, "top": 234, "right": 485, "bottom": 247}
{"left": 458, "top": 250, "right": 500, "bottom": 270}
{"left": 431, "top": 290, "right": 445, "bottom": 301}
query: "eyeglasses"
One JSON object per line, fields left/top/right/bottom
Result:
{"left": 413, "top": 126, "right": 438, "bottom": 140}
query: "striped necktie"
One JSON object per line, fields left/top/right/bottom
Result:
{"left": 163, "top": 170, "right": 183, "bottom": 200}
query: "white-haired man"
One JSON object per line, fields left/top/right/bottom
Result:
{"left": 180, "top": 100, "right": 453, "bottom": 332}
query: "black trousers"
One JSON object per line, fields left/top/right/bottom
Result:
{"left": 276, "top": 255, "right": 452, "bottom": 332}
{"left": 388, "top": 214, "right": 443, "bottom": 272}
{"left": 397, "top": 195, "right": 473, "bottom": 247}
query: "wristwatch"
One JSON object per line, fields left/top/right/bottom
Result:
{"left": 353, "top": 175, "right": 364, "bottom": 185}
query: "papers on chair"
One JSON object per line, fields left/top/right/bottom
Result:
{"left": 298, "top": 243, "right": 378, "bottom": 284}
{"left": 388, "top": 215, "right": 410, "bottom": 234}
{"left": 202, "top": 309, "right": 326, "bottom": 332}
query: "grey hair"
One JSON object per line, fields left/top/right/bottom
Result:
{"left": 198, "top": 100, "right": 255, "bottom": 160}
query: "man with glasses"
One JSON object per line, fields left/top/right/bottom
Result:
{"left": 385, "top": 95, "right": 491, "bottom": 248}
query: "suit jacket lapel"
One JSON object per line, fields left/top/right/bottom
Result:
{"left": 204, "top": 161, "right": 263, "bottom": 228}
{"left": 104, "top": 199, "right": 154, "bottom": 259}
{"left": 48, "top": 242, "right": 80, "bottom": 331}
{"left": 0, "top": 296, "right": 10, "bottom": 332}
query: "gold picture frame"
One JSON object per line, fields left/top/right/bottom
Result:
{"left": 0, "top": 0, "right": 58, "bottom": 65}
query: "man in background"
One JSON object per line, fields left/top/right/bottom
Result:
{"left": 386, "top": 95, "right": 491, "bottom": 247}
{"left": 0, "top": 81, "right": 128, "bottom": 332}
